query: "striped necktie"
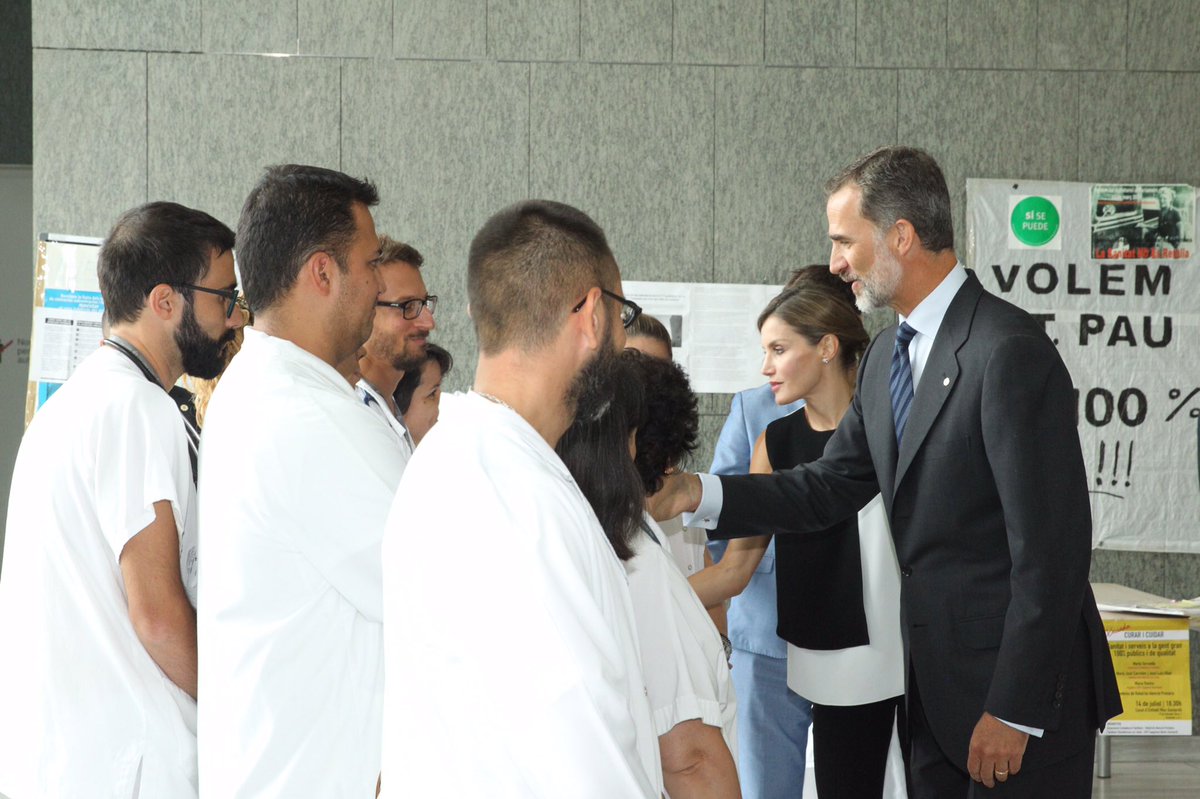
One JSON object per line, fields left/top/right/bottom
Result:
{"left": 890, "top": 322, "right": 918, "bottom": 445}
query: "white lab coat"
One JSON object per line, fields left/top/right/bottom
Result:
{"left": 627, "top": 515, "right": 738, "bottom": 759}
{"left": 380, "top": 391, "right": 662, "bottom": 797}
{"left": 197, "top": 328, "right": 406, "bottom": 798}
{"left": 0, "top": 347, "right": 198, "bottom": 798}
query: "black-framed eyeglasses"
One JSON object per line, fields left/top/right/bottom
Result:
{"left": 171, "top": 283, "right": 242, "bottom": 319}
{"left": 376, "top": 295, "right": 438, "bottom": 320}
{"left": 571, "top": 288, "right": 642, "bottom": 329}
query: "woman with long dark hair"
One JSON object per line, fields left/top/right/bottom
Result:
{"left": 557, "top": 351, "right": 740, "bottom": 799}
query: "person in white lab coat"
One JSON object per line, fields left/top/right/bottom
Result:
{"left": 0, "top": 202, "right": 244, "bottom": 798}
{"left": 355, "top": 235, "right": 435, "bottom": 454}
{"left": 380, "top": 199, "right": 663, "bottom": 798}
{"left": 197, "top": 165, "right": 405, "bottom": 798}
{"left": 557, "top": 350, "right": 740, "bottom": 799}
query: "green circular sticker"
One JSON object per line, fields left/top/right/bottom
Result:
{"left": 1010, "top": 196, "right": 1060, "bottom": 247}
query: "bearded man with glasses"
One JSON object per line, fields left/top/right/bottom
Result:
{"left": 0, "top": 201, "right": 243, "bottom": 798}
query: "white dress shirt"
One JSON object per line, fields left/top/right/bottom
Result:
{"left": 380, "top": 392, "right": 662, "bottom": 797}
{"left": 0, "top": 347, "right": 198, "bottom": 798}
{"left": 357, "top": 377, "right": 416, "bottom": 456}
{"left": 197, "top": 328, "right": 407, "bottom": 797}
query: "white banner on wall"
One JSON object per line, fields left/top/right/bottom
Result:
{"left": 622, "top": 281, "right": 783, "bottom": 395}
{"left": 967, "top": 179, "right": 1200, "bottom": 553}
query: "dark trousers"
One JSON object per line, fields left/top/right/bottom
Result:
{"left": 811, "top": 695, "right": 902, "bottom": 798}
{"left": 906, "top": 677, "right": 1095, "bottom": 798}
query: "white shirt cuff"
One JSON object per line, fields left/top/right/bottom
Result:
{"left": 682, "top": 473, "right": 723, "bottom": 529}
{"left": 995, "top": 717, "right": 1043, "bottom": 738}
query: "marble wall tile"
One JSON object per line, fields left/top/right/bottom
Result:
{"left": 856, "top": 0, "right": 946, "bottom": 68}
{"left": 1091, "top": 548, "right": 1166, "bottom": 596}
{"left": 33, "top": 0, "right": 199, "bottom": 51}
{"left": 202, "top": 0, "right": 297, "bottom": 55}
{"left": 489, "top": 0, "right": 578, "bottom": 61}
{"left": 765, "top": 0, "right": 854, "bottom": 66}
{"left": 147, "top": 54, "right": 341, "bottom": 229}
{"left": 393, "top": 0, "right": 486, "bottom": 59}
{"left": 299, "top": 0, "right": 391, "bottom": 57}
{"left": 1038, "top": 0, "right": 1126, "bottom": 71}
{"left": 1128, "top": 1, "right": 1200, "bottom": 71}
{"left": 32, "top": 50, "right": 146, "bottom": 237}
{"left": 673, "top": 0, "right": 763, "bottom": 65}
{"left": 580, "top": 0, "right": 671, "bottom": 64}
{"left": 946, "top": 0, "right": 1037, "bottom": 70}
{"left": 1079, "top": 72, "right": 1200, "bottom": 186}
{"left": 714, "top": 66, "right": 896, "bottom": 285}
{"left": 530, "top": 63, "right": 714, "bottom": 284}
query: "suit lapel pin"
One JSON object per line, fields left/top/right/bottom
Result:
{"left": 942, "top": 376, "right": 950, "bottom": 387}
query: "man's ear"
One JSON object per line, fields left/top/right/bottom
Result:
{"left": 304, "top": 251, "right": 337, "bottom": 297}
{"left": 573, "top": 286, "right": 604, "bottom": 352}
{"left": 146, "top": 283, "right": 177, "bottom": 321}
{"left": 892, "top": 219, "right": 917, "bottom": 257}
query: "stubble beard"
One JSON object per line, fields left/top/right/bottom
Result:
{"left": 854, "top": 234, "right": 903, "bottom": 313}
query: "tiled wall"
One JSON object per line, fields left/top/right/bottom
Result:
{"left": 29, "top": 0, "right": 1200, "bottom": 592}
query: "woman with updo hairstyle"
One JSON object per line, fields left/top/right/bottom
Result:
{"left": 689, "top": 269, "right": 907, "bottom": 798}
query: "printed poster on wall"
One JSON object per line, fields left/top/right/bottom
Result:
{"left": 968, "top": 179, "right": 1200, "bottom": 553}
{"left": 25, "top": 235, "right": 104, "bottom": 425}
{"left": 1102, "top": 616, "right": 1193, "bottom": 735}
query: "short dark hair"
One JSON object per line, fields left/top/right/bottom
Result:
{"left": 825, "top": 146, "right": 954, "bottom": 253}
{"left": 378, "top": 235, "right": 424, "bottom": 268}
{"left": 628, "top": 350, "right": 699, "bottom": 494}
{"left": 393, "top": 343, "right": 453, "bottom": 415}
{"left": 468, "top": 200, "right": 617, "bottom": 355}
{"left": 626, "top": 313, "right": 672, "bottom": 354}
{"left": 98, "top": 202, "right": 235, "bottom": 325}
{"left": 236, "top": 164, "right": 380, "bottom": 314}
{"left": 757, "top": 275, "right": 869, "bottom": 372}
{"left": 555, "top": 353, "right": 646, "bottom": 562}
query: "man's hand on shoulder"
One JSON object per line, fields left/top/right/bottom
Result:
{"left": 967, "top": 711, "right": 1028, "bottom": 788}
{"left": 647, "top": 472, "right": 703, "bottom": 522}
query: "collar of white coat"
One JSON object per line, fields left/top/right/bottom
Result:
{"left": 898, "top": 261, "right": 968, "bottom": 341}
{"left": 241, "top": 327, "right": 358, "bottom": 397}
{"left": 463, "top": 390, "right": 576, "bottom": 484}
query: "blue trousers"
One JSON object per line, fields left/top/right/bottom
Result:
{"left": 730, "top": 648, "right": 813, "bottom": 799}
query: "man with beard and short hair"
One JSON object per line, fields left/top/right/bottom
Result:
{"left": 196, "top": 164, "right": 406, "bottom": 798}
{"left": 0, "top": 202, "right": 242, "bottom": 798}
{"left": 379, "top": 200, "right": 663, "bottom": 797}
{"left": 356, "top": 236, "right": 436, "bottom": 454}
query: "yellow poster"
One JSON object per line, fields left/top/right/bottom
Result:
{"left": 1103, "top": 617, "right": 1192, "bottom": 735}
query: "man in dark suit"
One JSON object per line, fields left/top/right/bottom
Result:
{"left": 662, "top": 146, "right": 1121, "bottom": 796}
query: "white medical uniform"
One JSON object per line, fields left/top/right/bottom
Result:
{"left": 655, "top": 514, "right": 708, "bottom": 576}
{"left": 0, "top": 346, "right": 198, "bottom": 798}
{"left": 628, "top": 515, "right": 738, "bottom": 763}
{"left": 380, "top": 392, "right": 662, "bottom": 798}
{"left": 197, "top": 328, "right": 406, "bottom": 798}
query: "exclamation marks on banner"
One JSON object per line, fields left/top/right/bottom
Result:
{"left": 1094, "top": 440, "right": 1134, "bottom": 498}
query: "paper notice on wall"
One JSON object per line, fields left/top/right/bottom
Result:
{"left": 1102, "top": 617, "right": 1193, "bottom": 735}
{"left": 623, "top": 281, "right": 784, "bottom": 394}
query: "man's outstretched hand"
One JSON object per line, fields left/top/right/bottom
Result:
{"left": 646, "top": 472, "right": 703, "bottom": 522}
